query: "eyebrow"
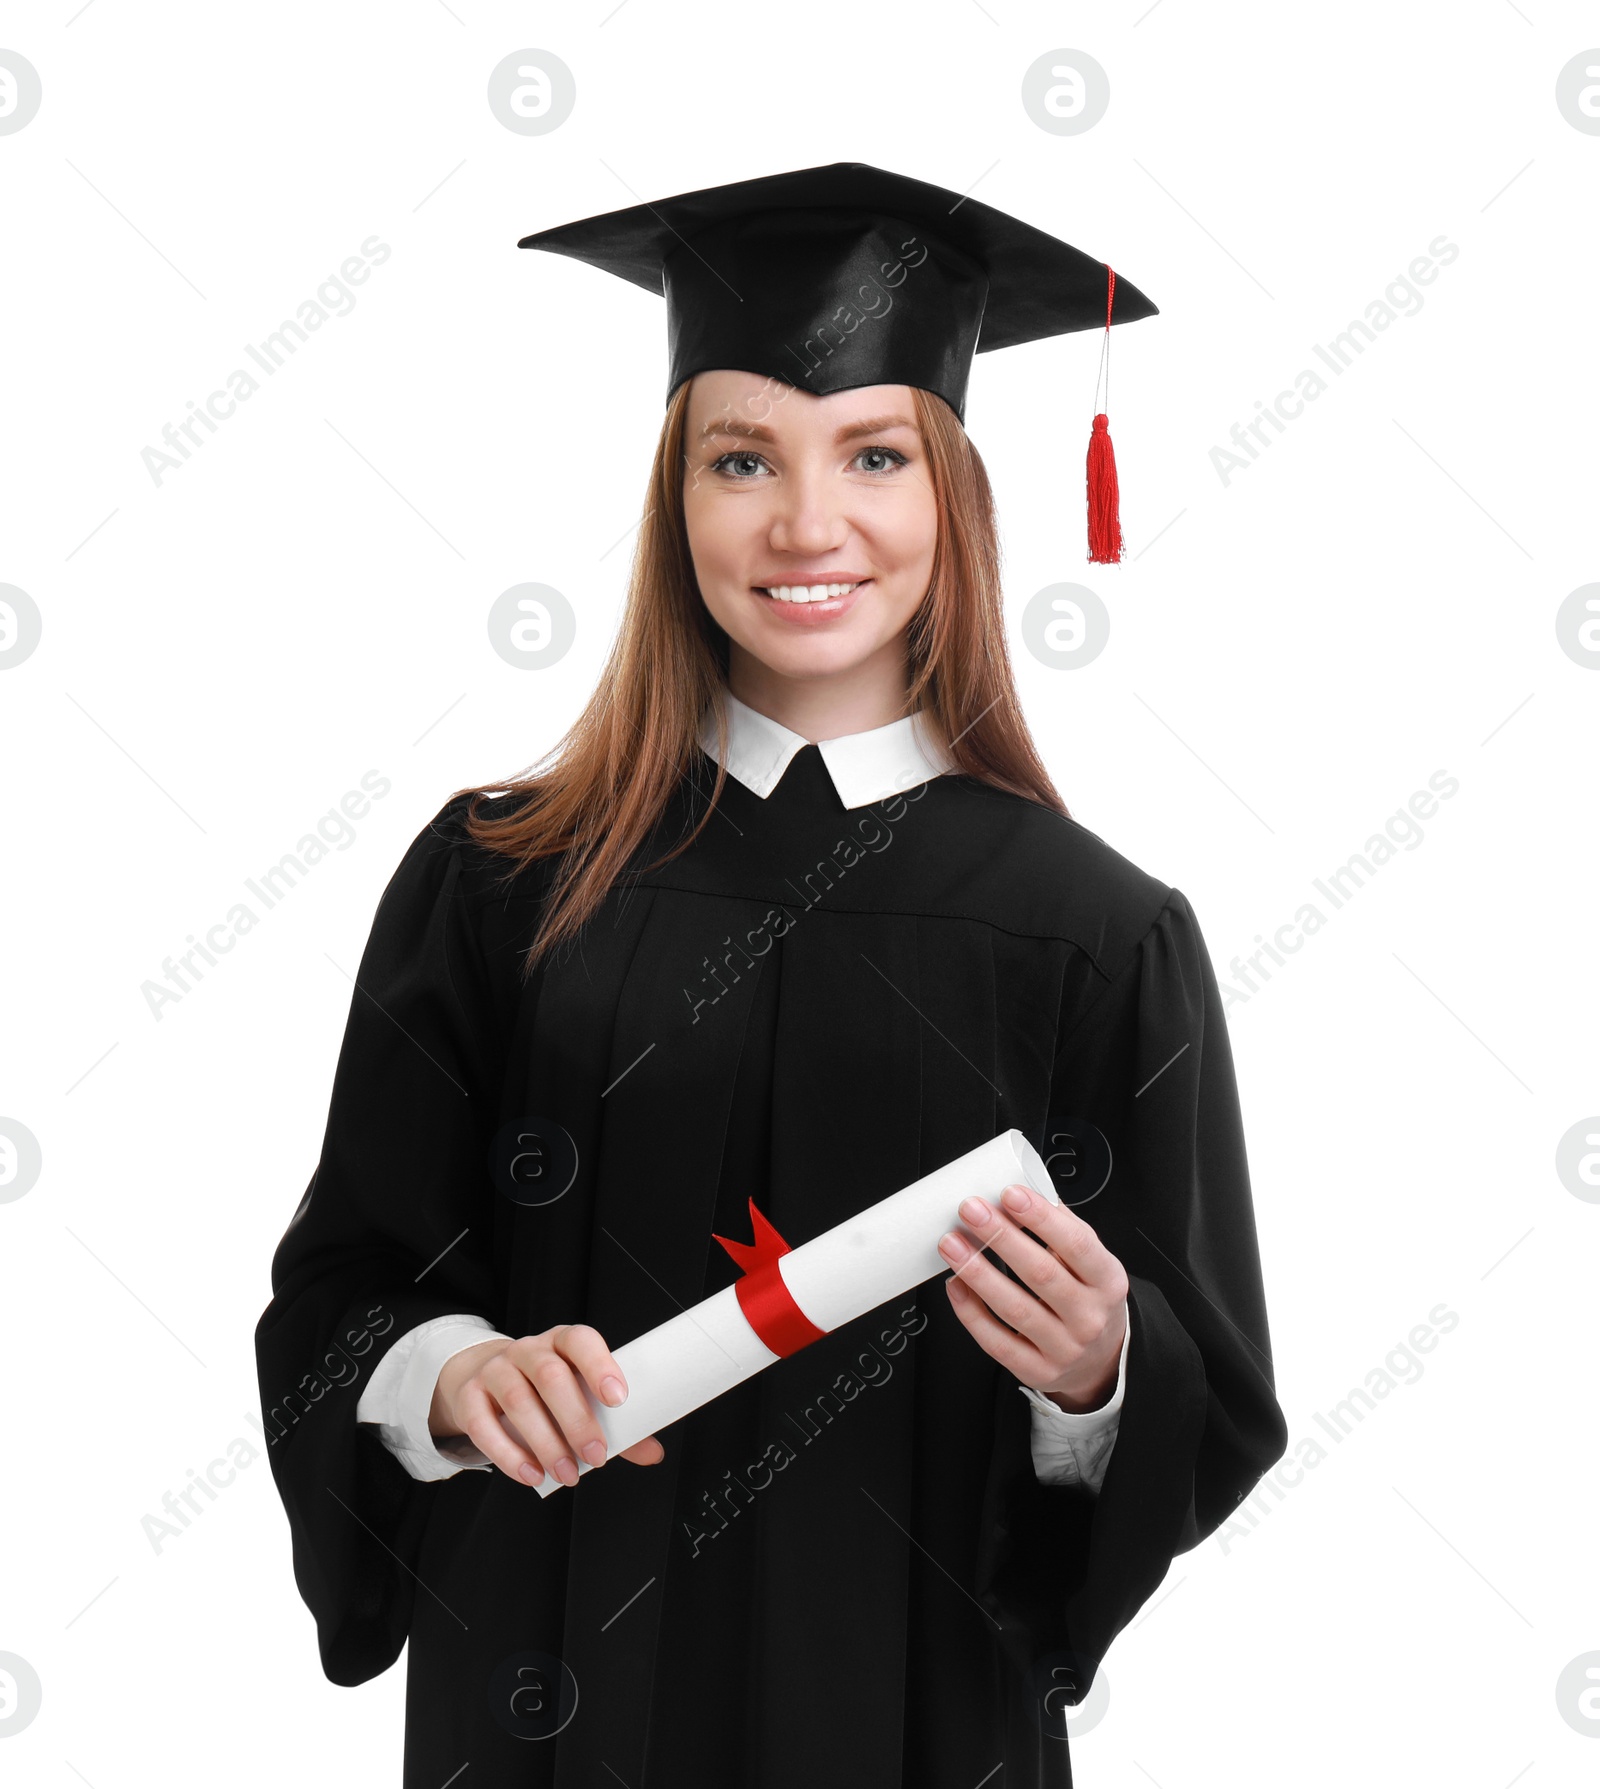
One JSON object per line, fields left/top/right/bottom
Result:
{"left": 696, "top": 412, "right": 919, "bottom": 446}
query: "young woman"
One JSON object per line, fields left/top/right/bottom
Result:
{"left": 255, "top": 164, "right": 1288, "bottom": 1789}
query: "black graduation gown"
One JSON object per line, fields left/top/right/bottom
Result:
{"left": 254, "top": 741, "right": 1289, "bottom": 1787}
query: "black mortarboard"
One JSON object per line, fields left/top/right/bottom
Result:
{"left": 518, "top": 162, "right": 1158, "bottom": 563}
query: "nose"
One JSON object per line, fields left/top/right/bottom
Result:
{"left": 766, "top": 460, "right": 849, "bottom": 557}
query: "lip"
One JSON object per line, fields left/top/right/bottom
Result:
{"left": 750, "top": 577, "right": 871, "bottom": 626}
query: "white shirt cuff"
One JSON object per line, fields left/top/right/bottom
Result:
{"left": 1018, "top": 1299, "right": 1130, "bottom": 1494}
{"left": 355, "top": 1313, "right": 513, "bottom": 1481}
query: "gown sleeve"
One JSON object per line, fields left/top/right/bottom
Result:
{"left": 253, "top": 795, "right": 508, "bottom": 1686}
{"left": 983, "top": 885, "right": 1289, "bottom": 1694}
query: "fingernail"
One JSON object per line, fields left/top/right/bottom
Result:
{"left": 582, "top": 1440, "right": 607, "bottom": 1466}
{"left": 601, "top": 1376, "right": 626, "bottom": 1406}
{"left": 555, "top": 1456, "right": 578, "bottom": 1485}
{"left": 519, "top": 1462, "right": 543, "bottom": 1486}
{"left": 958, "top": 1196, "right": 990, "bottom": 1225}
{"left": 1002, "top": 1185, "right": 1030, "bottom": 1212}
{"left": 938, "top": 1229, "right": 969, "bottom": 1261}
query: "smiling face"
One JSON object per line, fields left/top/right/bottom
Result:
{"left": 680, "top": 370, "right": 939, "bottom": 693}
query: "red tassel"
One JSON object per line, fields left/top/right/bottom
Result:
{"left": 1086, "top": 265, "right": 1124, "bottom": 564}
{"left": 1086, "top": 412, "right": 1123, "bottom": 564}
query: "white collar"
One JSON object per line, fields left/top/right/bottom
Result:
{"left": 697, "top": 686, "right": 957, "bottom": 810}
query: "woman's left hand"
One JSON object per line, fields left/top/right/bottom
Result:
{"left": 939, "top": 1181, "right": 1129, "bottom": 1412}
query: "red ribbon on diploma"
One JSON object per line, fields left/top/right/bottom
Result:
{"left": 711, "top": 1198, "right": 828, "bottom": 1358}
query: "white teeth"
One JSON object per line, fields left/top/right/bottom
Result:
{"left": 760, "top": 581, "right": 861, "bottom": 603}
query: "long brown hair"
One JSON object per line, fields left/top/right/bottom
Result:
{"left": 452, "top": 379, "right": 1070, "bottom": 975}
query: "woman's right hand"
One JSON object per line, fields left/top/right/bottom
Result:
{"left": 428, "top": 1324, "right": 665, "bottom": 1489}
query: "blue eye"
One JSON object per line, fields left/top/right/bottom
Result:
{"left": 710, "top": 451, "right": 770, "bottom": 479}
{"left": 853, "top": 446, "right": 909, "bottom": 475}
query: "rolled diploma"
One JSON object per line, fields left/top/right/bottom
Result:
{"left": 535, "top": 1127, "right": 1055, "bottom": 1498}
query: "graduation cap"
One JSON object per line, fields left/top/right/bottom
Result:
{"left": 518, "top": 162, "right": 1157, "bottom": 564}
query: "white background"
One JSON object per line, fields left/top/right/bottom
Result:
{"left": 2, "top": 3, "right": 1596, "bottom": 1784}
